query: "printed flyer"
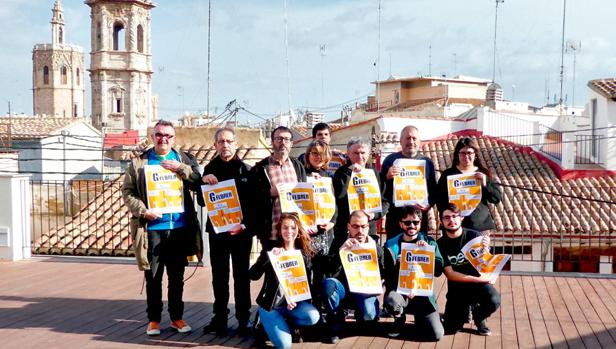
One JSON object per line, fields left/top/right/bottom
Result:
{"left": 201, "top": 179, "right": 243, "bottom": 234}
{"left": 446, "top": 172, "right": 482, "bottom": 216}
{"left": 268, "top": 250, "right": 312, "bottom": 303}
{"left": 144, "top": 165, "right": 184, "bottom": 214}
{"left": 339, "top": 241, "right": 383, "bottom": 294}
{"left": 306, "top": 176, "right": 336, "bottom": 225}
{"left": 393, "top": 159, "right": 428, "bottom": 207}
{"left": 397, "top": 243, "right": 435, "bottom": 297}
{"left": 347, "top": 169, "right": 382, "bottom": 214}
{"left": 277, "top": 182, "right": 317, "bottom": 229}
{"left": 461, "top": 236, "right": 510, "bottom": 284}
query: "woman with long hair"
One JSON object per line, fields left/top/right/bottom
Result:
{"left": 249, "top": 213, "right": 319, "bottom": 349}
{"left": 436, "top": 137, "right": 501, "bottom": 234}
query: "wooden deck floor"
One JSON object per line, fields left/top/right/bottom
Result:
{"left": 2, "top": 257, "right": 616, "bottom": 349}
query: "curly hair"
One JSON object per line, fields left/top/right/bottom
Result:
{"left": 275, "top": 213, "right": 315, "bottom": 257}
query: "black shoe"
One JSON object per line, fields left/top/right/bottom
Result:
{"left": 387, "top": 315, "right": 405, "bottom": 338}
{"left": 475, "top": 320, "right": 491, "bottom": 336}
{"left": 236, "top": 320, "right": 252, "bottom": 337}
{"left": 327, "top": 334, "right": 340, "bottom": 344}
{"left": 203, "top": 318, "right": 228, "bottom": 336}
{"left": 291, "top": 328, "right": 303, "bottom": 343}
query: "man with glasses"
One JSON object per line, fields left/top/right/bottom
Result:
{"left": 122, "top": 120, "right": 203, "bottom": 336}
{"left": 249, "top": 126, "right": 306, "bottom": 250}
{"left": 201, "top": 127, "right": 253, "bottom": 336}
{"left": 297, "top": 122, "right": 348, "bottom": 176}
{"left": 437, "top": 203, "right": 500, "bottom": 336}
{"left": 380, "top": 125, "right": 437, "bottom": 239}
{"left": 383, "top": 205, "right": 444, "bottom": 340}
{"left": 321, "top": 210, "right": 385, "bottom": 344}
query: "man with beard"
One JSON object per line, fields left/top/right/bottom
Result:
{"left": 201, "top": 127, "right": 252, "bottom": 336}
{"left": 383, "top": 205, "right": 444, "bottom": 340}
{"left": 249, "top": 126, "right": 307, "bottom": 250}
{"left": 436, "top": 203, "right": 500, "bottom": 336}
{"left": 380, "top": 125, "right": 437, "bottom": 239}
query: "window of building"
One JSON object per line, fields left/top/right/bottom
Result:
{"left": 116, "top": 98, "right": 122, "bottom": 113}
{"left": 61, "top": 66, "right": 68, "bottom": 84}
{"left": 43, "top": 66, "right": 49, "bottom": 85}
{"left": 137, "top": 25, "right": 144, "bottom": 53}
{"left": 76, "top": 68, "right": 80, "bottom": 85}
{"left": 113, "top": 23, "right": 125, "bottom": 51}
{"left": 96, "top": 22, "right": 102, "bottom": 50}
{"left": 73, "top": 103, "right": 78, "bottom": 117}
{"left": 59, "top": 27, "right": 63, "bottom": 44}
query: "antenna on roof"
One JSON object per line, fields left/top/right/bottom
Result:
{"left": 565, "top": 39, "right": 581, "bottom": 108}
{"left": 558, "top": 0, "right": 567, "bottom": 110}
{"left": 492, "top": 0, "right": 504, "bottom": 83}
{"left": 428, "top": 43, "right": 432, "bottom": 76}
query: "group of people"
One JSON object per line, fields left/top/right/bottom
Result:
{"left": 122, "top": 120, "right": 503, "bottom": 348}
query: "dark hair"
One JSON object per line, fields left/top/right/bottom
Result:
{"left": 303, "top": 140, "right": 331, "bottom": 171}
{"left": 349, "top": 210, "right": 370, "bottom": 221}
{"left": 439, "top": 202, "right": 461, "bottom": 217}
{"left": 398, "top": 205, "right": 422, "bottom": 221}
{"left": 275, "top": 213, "right": 315, "bottom": 256}
{"left": 154, "top": 119, "right": 174, "bottom": 129}
{"left": 271, "top": 126, "right": 293, "bottom": 141}
{"left": 451, "top": 137, "right": 492, "bottom": 178}
{"left": 311, "top": 122, "right": 330, "bottom": 138}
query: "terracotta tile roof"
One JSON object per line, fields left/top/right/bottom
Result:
{"left": 0, "top": 116, "right": 83, "bottom": 140}
{"left": 120, "top": 143, "right": 263, "bottom": 165}
{"left": 588, "top": 78, "right": 616, "bottom": 100}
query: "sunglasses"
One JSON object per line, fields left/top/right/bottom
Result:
{"left": 401, "top": 220, "right": 421, "bottom": 227}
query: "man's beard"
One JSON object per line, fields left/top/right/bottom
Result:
{"left": 443, "top": 225, "right": 461, "bottom": 234}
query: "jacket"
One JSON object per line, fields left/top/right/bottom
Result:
{"left": 384, "top": 232, "right": 444, "bottom": 311}
{"left": 249, "top": 247, "right": 313, "bottom": 311}
{"left": 122, "top": 147, "right": 204, "bottom": 271}
{"left": 324, "top": 235, "right": 385, "bottom": 292}
{"left": 248, "top": 156, "right": 307, "bottom": 242}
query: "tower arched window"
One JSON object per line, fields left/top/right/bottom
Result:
{"left": 96, "top": 22, "right": 102, "bottom": 50}
{"left": 59, "top": 27, "right": 64, "bottom": 44}
{"left": 61, "top": 66, "right": 68, "bottom": 84}
{"left": 76, "top": 68, "right": 80, "bottom": 86}
{"left": 43, "top": 66, "right": 49, "bottom": 85}
{"left": 113, "top": 23, "right": 125, "bottom": 51}
{"left": 137, "top": 25, "right": 144, "bottom": 53}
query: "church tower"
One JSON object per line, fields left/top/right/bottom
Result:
{"left": 32, "top": 0, "right": 85, "bottom": 118}
{"left": 86, "top": 0, "right": 158, "bottom": 136}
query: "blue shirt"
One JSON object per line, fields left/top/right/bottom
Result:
{"left": 146, "top": 149, "right": 186, "bottom": 231}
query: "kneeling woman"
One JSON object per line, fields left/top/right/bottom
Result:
{"left": 249, "top": 213, "right": 320, "bottom": 349}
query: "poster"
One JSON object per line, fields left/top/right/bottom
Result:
{"left": 393, "top": 159, "right": 429, "bottom": 207}
{"left": 339, "top": 241, "right": 383, "bottom": 294}
{"left": 144, "top": 165, "right": 184, "bottom": 214}
{"left": 201, "top": 179, "right": 243, "bottom": 234}
{"left": 347, "top": 169, "right": 382, "bottom": 214}
{"left": 446, "top": 172, "right": 482, "bottom": 216}
{"left": 268, "top": 249, "right": 312, "bottom": 303}
{"left": 306, "top": 177, "right": 336, "bottom": 225}
{"left": 397, "top": 243, "right": 435, "bottom": 297}
{"left": 277, "top": 182, "right": 317, "bottom": 229}
{"left": 461, "top": 236, "right": 510, "bottom": 284}
{"left": 327, "top": 152, "right": 348, "bottom": 176}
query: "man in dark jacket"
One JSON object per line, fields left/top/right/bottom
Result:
{"left": 249, "top": 126, "right": 306, "bottom": 250}
{"left": 322, "top": 210, "right": 385, "bottom": 344}
{"left": 380, "top": 125, "right": 437, "bottom": 239}
{"left": 201, "top": 127, "right": 253, "bottom": 336}
{"left": 383, "top": 205, "right": 444, "bottom": 340}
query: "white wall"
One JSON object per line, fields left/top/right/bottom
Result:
{"left": 0, "top": 174, "right": 31, "bottom": 261}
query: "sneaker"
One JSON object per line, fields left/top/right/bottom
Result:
{"left": 327, "top": 335, "right": 340, "bottom": 344}
{"left": 236, "top": 320, "right": 252, "bottom": 337}
{"left": 146, "top": 321, "right": 160, "bottom": 336}
{"left": 171, "top": 319, "right": 192, "bottom": 333}
{"left": 203, "top": 317, "right": 228, "bottom": 336}
{"left": 476, "top": 320, "right": 491, "bottom": 336}
{"left": 291, "top": 328, "right": 303, "bottom": 343}
{"left": 387, "top": 315, "right": 405, "bottom": 338}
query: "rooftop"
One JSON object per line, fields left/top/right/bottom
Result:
{"left": 0, "top": 116, "right": 85, "bottom": 140}
{"left": 588, "top": 78, "right": 616, "bottom": 100}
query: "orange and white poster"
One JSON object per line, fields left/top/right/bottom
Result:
{"left": 339, "top": 241, "right": 383, "bottom": 295}
{"left": 327, "top": 152, "right": 347, "bottom": 176}
{"left": 397, "top": 243, "right": 435, "bottom": 297}
{"left": 268, "top": 250, "right": 312, "bottom": 303}
{"left": 347, "top": 169, "right": 382, "bottom": 214}
{"left": 144, "top": 165, "right": 184, "bottom": 214}
{"left": 201, "top": 179, "right": 243, "bottom": 234}
{"left": 277, "top": 182, "right": 317, "bottom": 229}
{"left": 393, "top": 159, "right": 428, "bottom": 207}
{"left": 306, "top": 177, "right": 336, "bottom": 225}
{"left": 461, "top": 236, "right": 510, "bottom": 284}
{"left": 446, "top": 173, "right": 482, "bottom": 216}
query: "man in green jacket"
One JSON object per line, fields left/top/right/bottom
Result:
{"left": 383, "top": 205, "right": 444, "bottom": 341}
{"left": 122, "top": 120, "right": 203, "bottom": 336}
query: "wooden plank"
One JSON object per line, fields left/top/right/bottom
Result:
{"left": 521, "top": 275, "right": 550, "bottom": 348}
{"left": 499, "top": 272, "right": 518, "bottom": 348}
{"left": 531, "top": 276, "right": 568, "bottom": 349}
{"left": 554, "top": 276, "right": 599, "bottom": 348}
{"left": 543, "top": 276, "right": 586, "bottom": 349}
{"left": 484, "top": 277, "right": 502, "bottom": 349}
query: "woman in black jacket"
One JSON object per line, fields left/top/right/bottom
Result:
{"left": 249, "top": 213, "right": 319, "bottom": 349}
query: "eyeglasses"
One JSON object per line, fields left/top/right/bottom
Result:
{"left": 273, "top": 136, "right": 292, "bottom": 143}
{"left": 154, "top": 133, "right": 174, "bottom": 139}
{"left": 459, "top": 151, "right": 475, "bottom": 157}
{"left": 216, "top": 139, "right": 235, "bottom": 145}
{"left": 350, "top": 224, "right": 369, "bottom": 230}
{"left": 401, "top": 220, "right": 421, "bottom": 227}
{"left": 309, "top": 151, "right": 322, "bottom": 157}
{"left": 442, "top": 214, "right": 461, "bottom": 221}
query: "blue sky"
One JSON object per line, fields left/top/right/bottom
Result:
{"left": 1, "top": 0, "right": 614, "bottom": 124}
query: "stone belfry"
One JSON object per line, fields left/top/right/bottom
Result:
{"left": 86, "top": 0, "right": 158, "bottom": 136}
{"left": 32, "top": 0, "right": 85, "bottom": 118}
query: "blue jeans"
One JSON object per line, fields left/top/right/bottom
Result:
{"left": 322, "top": 278, "right": 380, "bottom": 322}
{"left": 258, "top": 301, "right": 320, "bottom": 349}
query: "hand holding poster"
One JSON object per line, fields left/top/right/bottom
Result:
{"left": 347, "top": 169, "right": 382, "bottom": 214}
{"left": 144, "top": 165, "right": 184, "bottom": 214}
{"left": 339, "top": 241, "right": 383, "bottom": 294}
{"left": 393, "top": 159, "right": 428, "bottom": 208}
{"left": 461, "top": 236, "right": 510, "bottom": 284}
{"left": 277, "top": 183, "right": 317, "bottom": 229}
{"left": 397, "top": 243, "right": 435, "bottom": 297}
{"left": 201, "top": 179, "right": 243, "bottom": 234}
{"left": 446, "top": 172, "right": 482, "bottom": 216}
{"left": 268, "top": 249, "right": 311, "bottom": 303}
{"left": 306, "top": 177, "right": 335, "bottom": 225}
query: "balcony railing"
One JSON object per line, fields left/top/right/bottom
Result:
{"left": 575, "top": 134, "right": 603, "bottom": 165}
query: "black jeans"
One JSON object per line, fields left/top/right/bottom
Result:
{"left": 209, "top": 232, "right": 252, "bottom": 323}
{"left": 443, "top": 282, "right": 500, "bottom": 333}
{"left": 145, "top": 228, "right": 188, "bottom": 322}
{"left": 384, "top": 290, "right": 444, "bottom": 341}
